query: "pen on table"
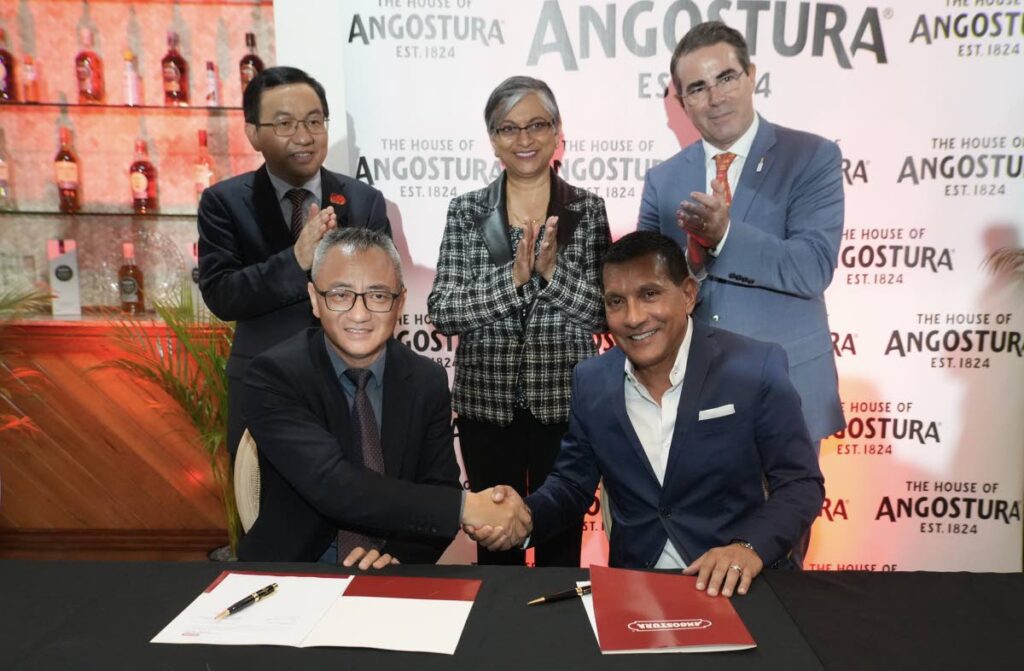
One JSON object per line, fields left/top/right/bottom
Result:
{"left": 527, "top": 583, "right": 591, "bottom": 606}
{"left": 215, "top": 582, "right": 278, "bottom": 620}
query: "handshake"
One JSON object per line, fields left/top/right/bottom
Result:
{"left": 461, "top": 486, "right": 533, "bottom": 552}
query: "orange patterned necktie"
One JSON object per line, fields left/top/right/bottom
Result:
{"left": 714, "top": 152, "right": 737, "bottom": 204}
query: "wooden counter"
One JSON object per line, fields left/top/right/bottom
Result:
{"left": 0, "top": 316, "right": 228, "bottom": 560}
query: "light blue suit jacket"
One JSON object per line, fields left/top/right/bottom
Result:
{"left": 638, "top": 116, "right": 845, "bottom": 441}
{"left": 525, "top": 322, "right": 825, "bottom": 569}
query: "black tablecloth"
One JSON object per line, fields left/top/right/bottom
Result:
{"left": 0, "top": 560, "right": 1020, "bottom": 670}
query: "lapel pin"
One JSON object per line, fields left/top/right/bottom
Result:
{"left": 329, "top": 193, "right": 347, "bottom": 206}
{"left": 755, "top": 157, "right": 764, "bottom": 173}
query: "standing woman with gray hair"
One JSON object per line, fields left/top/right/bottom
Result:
{"left": 428, "top": 76, "right": 611, "bottom": 567}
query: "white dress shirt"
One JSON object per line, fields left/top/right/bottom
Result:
{"left": 623, "top": 316, "right": 694, "bottom": 569}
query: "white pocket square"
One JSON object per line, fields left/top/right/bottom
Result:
{"left": 698, "top": 404, "right": 735, "bottom": 421}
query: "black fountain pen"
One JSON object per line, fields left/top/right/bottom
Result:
{"left": 527, "top": 583, "right": 591, "bottom": 606}
{"left": 215, "top": 582, "right": 278, "bottom": 620}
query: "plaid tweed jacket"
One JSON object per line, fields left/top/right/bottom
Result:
{"left": 428, "top": 171, "right": 611, "bottom": 426}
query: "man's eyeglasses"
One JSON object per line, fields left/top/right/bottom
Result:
{"left": 254, "top": 116, "right": 329, "bottom": 137}
{"left": 491, "top": 120, "right": 556, "bottom": 141}
{"left": 680, "top": 71, "right": 746, "bottom": 105}
{"left": 311, "top": 286, "right": 403, "bottom": 313}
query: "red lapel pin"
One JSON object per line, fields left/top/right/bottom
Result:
{"left": 329, "top": 193, "right": 347, "bottom": 206}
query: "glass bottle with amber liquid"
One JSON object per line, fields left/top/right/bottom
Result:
{"left": 0, "top": 28, "right": 16, "bottom": 102}
{"left": 118, "top": 242, "right": 145, "bottom": 314}
{"left": 162, "top": 31, "right": 189, "bottom": 106}
{"left": 129, "top": 139, "right": 158, "bottom": 214}
{"left": 239, "top": 32, "right": 264, "bottom": 92}
{"left": 193, "top": 129, "right": 215, "bottom": 202}
{"left": 75, "top": 27, "right": 104, "bottom": 104}
{"left": 54, "top": 127, "right": 80, "bottom": 213}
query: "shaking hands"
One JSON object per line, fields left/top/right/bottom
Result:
{"left": 461, "top": 485, "right": 533, "bottom": 552}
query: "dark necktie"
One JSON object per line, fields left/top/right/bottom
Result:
{"left": 335, "top": 368, "right": 385, "bottom": 562}
{"left": 285, "top": 188, "right": 307, "bottom": 240}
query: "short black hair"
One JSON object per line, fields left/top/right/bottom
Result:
{"left": 602, "top": 231, "right": 691, "bottom": 286}
{"left": 670, "top": 21, "right": 751, "bottom": 97}
{"left": 242, "top": 66, "right": 329, "bottom": 124}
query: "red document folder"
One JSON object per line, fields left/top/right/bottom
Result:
{"left": 590, "top": 565, "right": 756, "bottom": 654}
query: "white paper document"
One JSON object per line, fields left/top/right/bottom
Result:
{"left": 152, "top": 571, "right": 481, "bottom": 655}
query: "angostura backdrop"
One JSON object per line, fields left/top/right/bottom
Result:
{"left": 275, "top": 0, "right": 1024, "bottom": 571}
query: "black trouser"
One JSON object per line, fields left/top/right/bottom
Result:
{"left": 457, "top": 409, "right": 583, "bottom": 567}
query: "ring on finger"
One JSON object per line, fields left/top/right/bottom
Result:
{"left": 729, "top": 564, "right": 743, "bottom": 574}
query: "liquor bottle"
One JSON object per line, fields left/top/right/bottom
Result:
{"left": 193, "top": 129, "right": 215, "bottom": 201}
{"left": 204, "top": 61, "right": 219, "bottom": 106}
{"left": 161, "top": 31, "right": 189, "bottom": 106}
{"left": 123, "top": 49, "right": 141, "bottom": 106}
{"left": 0, "top": 128, "right": 12, "bottom": 210}
{"left": 75, "top": 27, "right": 105, "bottom": 104}
{"left": 118, "top": 242, "right": 145, "bottom": 314}
{"left": 0, "top": 28, "right": 16, "bottom": 102}
{"left": 21, "top": 55, "right": 39, "bottom": 103}
{"left": 238, "top": 32, "right": 264, "bottom": 92}
{"left": 54, "top": 127, "right": 80, "bottom": 213}
{"left": 129, "top": 139, "right": 158, "bottom": 214}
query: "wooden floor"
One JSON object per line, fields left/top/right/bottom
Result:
{"left": 0, "top": 319, "right": 229, "bottom": 561}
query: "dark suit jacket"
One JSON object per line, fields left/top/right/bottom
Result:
{"left": 197, "top": 164, "right": 390, "bottom": 453}
{"left": 238, "top": 331, "right": 462, "bottom": 562}
{"left": 639, "top": 117, "right": 845, "bottom": 441}
{"left": 525, "top": 321, "right": 825, "bottom": 569}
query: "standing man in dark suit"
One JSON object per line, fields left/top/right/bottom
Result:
{"left": 638, "top": 22, "right": 845, "bottom": 452}
{"left": 240, "top": 228, "right": 530, "bottom": 566}
{"left": 467, "top": 232, "right": 824, "bottom": 597}
{"left": 198, "top": 66, "right": 390, "bottom": 457}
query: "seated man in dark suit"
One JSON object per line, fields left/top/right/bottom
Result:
{"left": 239, "top": 228, "right": 528, "bottom": 567}
{"left": 198, "top": 65, "right": 391, "bottom": 457}
{"left": 468, "top": 231, "right": 824, "bottom": 597}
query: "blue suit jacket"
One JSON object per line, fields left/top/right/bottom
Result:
{"left": 525, "top": 321, "right": 824, "bottom": 569}
{"left": 638, "top": 117, "right": 845, "bottom": 441}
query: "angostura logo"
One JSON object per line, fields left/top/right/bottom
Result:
{"left": 628, "top": 619, "right": 711, "bottom": 632}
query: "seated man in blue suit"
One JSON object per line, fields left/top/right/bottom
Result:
{"left": 467, "top": 232, "right": 824, "bottom": 598}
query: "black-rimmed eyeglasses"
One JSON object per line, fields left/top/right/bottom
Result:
{"left": 311, "top": 286, "right": 403, "bottom": 313}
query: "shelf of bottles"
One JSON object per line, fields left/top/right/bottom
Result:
{"left": 0, "top": 0, "right": 273, "bottom": 312}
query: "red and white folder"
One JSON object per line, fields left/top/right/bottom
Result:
{"left": 588, "top": 565, "right": 756, "bottom": 654}
{"left": 152, "top": 570, "right": 480, "bottom": 655}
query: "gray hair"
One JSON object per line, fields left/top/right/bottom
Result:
{"left": 311, "top": 227, "right": 403, "bottom": 287}
{"left": 484, "top": 76, "right": 561, "bottom": 133}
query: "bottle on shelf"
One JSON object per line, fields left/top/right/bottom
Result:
{"left": 239, "top": 32, "right": 264, "bottom": 92}
{"left": 204, "top": 60, "right": 219, "bottom": 106}
{"left": 0, "top": 28, "right": 16, "bottom": 102}
{"left": 0, "top": 128, "right": 13, "bottom": 211}
{"left": 162, "top": 31, "right": 189, "bottom": 106}
{"left": 129, "top": 139, "right": 158, "bottom": 214}
{"left": 21, "top": 55, "right": 39, "bottom": 103}
{"left": 193, "top": 129, "right": 215, "bottom": 202}
{"left": 75, "top": 27, "right": 105, "bottom": 104}
{"left": 118, "top": 242, "right": 145, "bottom": 315}
{"left": 54, "top": 126, "right": 80, "bottom": 213}
{"left": 123, "top": 49, "right": 141, "bottom": 106}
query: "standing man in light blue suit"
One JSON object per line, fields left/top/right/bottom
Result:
{"left": 638, "top": 21, "right": 845, "bottom": 449}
